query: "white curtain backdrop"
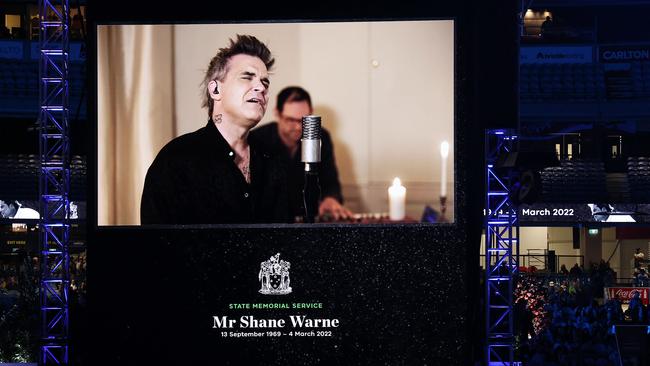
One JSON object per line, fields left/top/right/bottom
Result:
{"left": 97, "top": 25, "right": 175, "bottom": 225}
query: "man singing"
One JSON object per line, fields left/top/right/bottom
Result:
{"left": 141, "top": 35, "right": 290, "bottom": 224}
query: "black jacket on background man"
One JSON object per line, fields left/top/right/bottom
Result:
{"left": 249, "top": 122, "right": 344, "bottom": 220}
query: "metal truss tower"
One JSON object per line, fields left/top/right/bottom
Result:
{"left": 38, "top": 0, "right": 70, "bottom": 364}
{"left": 485, "top": 129, "right": 520, "bottom": 366}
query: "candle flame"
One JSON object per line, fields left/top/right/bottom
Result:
{"left": 392, "top": 177, "right": 402, "bottom": 187}
{"left": 440, "top": 141, "right": 450, "bottom": 158}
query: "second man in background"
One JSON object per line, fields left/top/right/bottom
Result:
{"left": 250, "top": 86, "right": 352, "bottom": 221}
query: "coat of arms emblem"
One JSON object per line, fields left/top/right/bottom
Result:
{"left": 258, "top": 253, "right": 292, "bottom": 295}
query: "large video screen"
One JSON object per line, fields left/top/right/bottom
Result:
{"left": 96, "top": 20, "right": 455, "bottom": 225}
{"left": 514, "top": 125, "right": 650, "bottom": 224}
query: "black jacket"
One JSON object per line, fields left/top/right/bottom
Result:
{"left": 141, "top": 120, "right": 290, "bottom": 224}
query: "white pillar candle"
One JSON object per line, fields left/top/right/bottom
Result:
{"left": 388, "top": 177, "right": 406, "bottom": 221}
{"left": 440, "top": 141, "right": 449, "bottom": 198}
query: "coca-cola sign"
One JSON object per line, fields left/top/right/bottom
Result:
{"left": 605, "top": 287, "right": 649, "bottom": 305}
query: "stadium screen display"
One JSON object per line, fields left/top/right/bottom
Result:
{"left": 513, "top": 125, "right": 650, "bottom": 225}
{"left": 95, "top": 20, "right": 456, "bottom": 226}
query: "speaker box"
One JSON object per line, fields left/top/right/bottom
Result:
{"left": 573, "top": 227, "right": 581, "bottom": 250}
{"left": 547, "top": 250, "right": 556, "bottom": 273}
{"left": 615, "top": 325, "right": 650, "bottom": 366}
{"left": 473, "top": 0, "right": 520, "bottom": 129}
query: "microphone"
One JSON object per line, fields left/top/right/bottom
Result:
{"left": 301, "top": 115, "right": 321, "bottom": 169}
{"left": 301, "top": 115, "right": 322, "bottom": 223}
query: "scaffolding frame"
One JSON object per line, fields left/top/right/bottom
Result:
{"left": 485, "top": 129, "right": 520, "bottom": 366}
{"left": 39, "top": 0, "right": 70, "bottom": 364}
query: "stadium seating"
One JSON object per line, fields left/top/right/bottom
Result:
{"left": 627, "top": 156, "right": 650, "bottom": 202}
{"left": 540, "top": 159, "right": 608, "bottom": 202}
{"left": 0, "top": 153, "right": 86, "bottom": 201}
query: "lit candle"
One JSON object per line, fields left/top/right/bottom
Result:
{"left": 388, "top": 177, "right": 406, "bottom": 221}
{"left": 440, "top": 141, "right": 449, "bottom": 198}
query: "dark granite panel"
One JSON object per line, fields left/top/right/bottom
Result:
{"left": 89, "top": 225, "right": 470, "bottom": 365}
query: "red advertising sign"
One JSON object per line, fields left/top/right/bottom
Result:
{"left": 605, "top": 287, "right": 649, "bottom": 305}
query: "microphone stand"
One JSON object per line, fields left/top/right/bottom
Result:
{"left": 301, "top": 115, "right": 322, "bottom": 223}
{"left": 303, "top": 163, "right": 321, "bottom": 223}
